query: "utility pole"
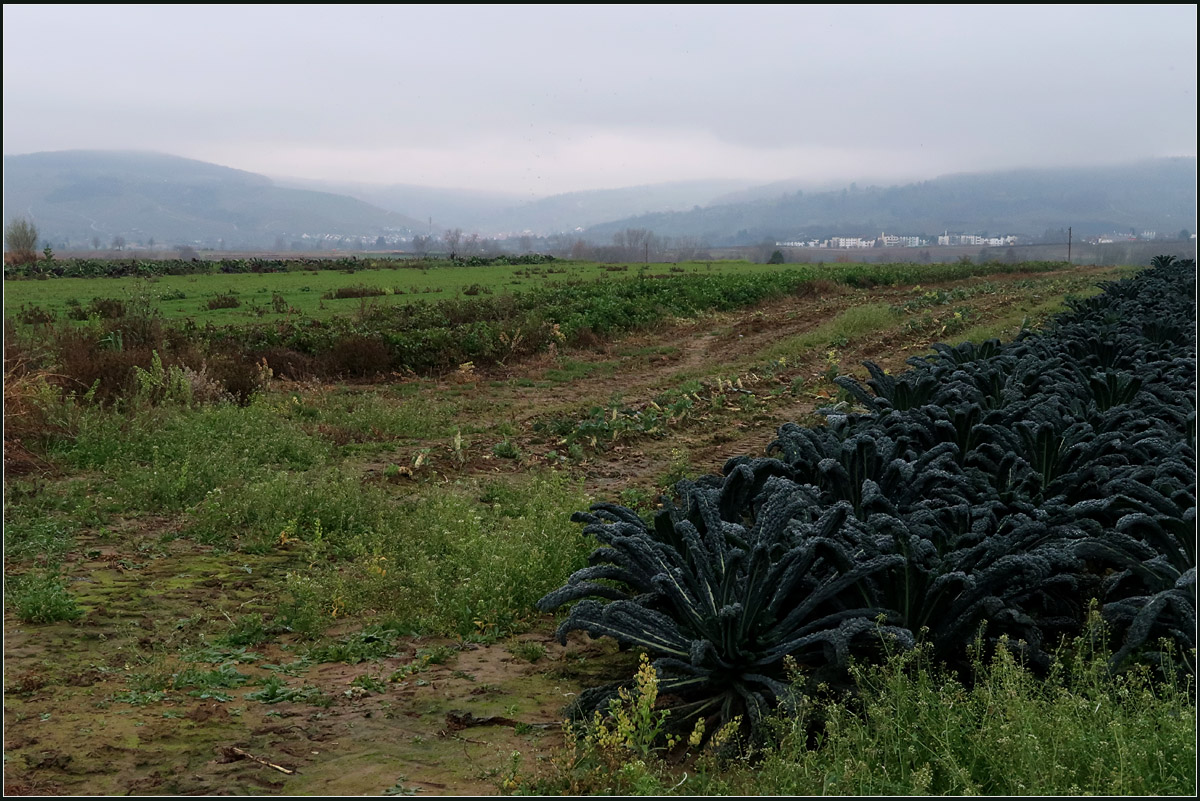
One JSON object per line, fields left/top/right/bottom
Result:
{"left": 1068, "top": 227, "right": 1072, "bottom": 264}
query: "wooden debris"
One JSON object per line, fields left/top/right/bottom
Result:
{"left": 218, "top": 746, "right": 296, "bottom": 775}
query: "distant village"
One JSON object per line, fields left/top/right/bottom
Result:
{"left": 776, "top": 231, "right": 1174, "bottom": 249}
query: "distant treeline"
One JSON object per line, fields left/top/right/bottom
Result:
{"left": 3, "top": 253, "right": 559, "bottom": 280}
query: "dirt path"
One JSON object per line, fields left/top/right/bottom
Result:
{"left": 410, "top": 265, "right": 1116, "bottom": 494}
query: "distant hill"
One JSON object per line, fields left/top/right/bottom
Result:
{"left": 4, "top": 151, "right": 1194, "bottom": 251}
{"left": 281, "top": 177, "right": 753, "bottom": 236}
{"left": 479, "top": 180, "right": 754, "bottom": 236}
{"left": 273, "top": 177, "right": 520, "bottom": 235}
{"left": 582, "top": 159, "right": 1197, "bottom": 246}
{"left": 2, "top": 151, "right": 424, "bottom": 249}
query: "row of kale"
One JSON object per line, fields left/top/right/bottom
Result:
{"left": 539, "top": 258, "right": 1195, "bottom": 740}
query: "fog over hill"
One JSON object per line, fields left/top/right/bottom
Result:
{"left": 2, "top": 151, "right": 425, "bottom": 250}
{"left": 3, "top": 150, "right": 1194, "bottom": 251}
{"left": 581, "top": 159, "right": 1197, "bottom": 247}
{"left": 279, "top": 177, "right": 757, "bottom": 236}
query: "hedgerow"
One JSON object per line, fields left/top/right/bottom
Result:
{"left": 2, "top": 253, "right": 560, "bottom": 280}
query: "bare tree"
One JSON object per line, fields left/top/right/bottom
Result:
{"left": 613, "top": 228, "right": 657, "bottom": 261}
{"left": 442, "top": 228, "right": 463, "bottom": 256}
{"left": 410, "top": 234, "right": 432, "bottom": 256}
{"left": 753, "top": 240, "right": 777, "bottom": 263}
{"left": 544, "top": 233, "right": 576, "bottom": 257}
{"left": 479, "top": 236, "right": 502, "bottom": 256}
{"left": 5, "top": 217, "right": 39, "bottom": 265}
{"left": 673, "top": 236, "right": 704, "bottom": 261}
{"left": 111, "top": 235, "right": 126, "bottom": 251}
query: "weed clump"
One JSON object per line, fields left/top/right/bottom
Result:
{"left": 205, "top": 292, "right": 240, "bottom": 310}
{"left": 507, "top": 631, "right": 1195, "bottom": 796}
{"left": 5, "top": 571, "right": 83, "bottom": 624}
{"left": 505, "top": 654, "right": 736, "bottom": 795}
{"left": 325, "top": 284, "right": 387, "bottom": 300}
{"left": 688, "top": 631, "right": 1196, "bottom": 796}
{"left": 319, "top": 335, "right": 393, "bottom": 378}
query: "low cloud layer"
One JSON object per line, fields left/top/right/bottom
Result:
{"left": 4, "top": 5, "right": 1195, "bottom": 196}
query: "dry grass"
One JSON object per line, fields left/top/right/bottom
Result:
{"left": 3, "top": 357, "right": 63, "bottom": 475}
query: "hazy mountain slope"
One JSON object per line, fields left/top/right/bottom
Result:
{"left": 475, "top": 180, "right": 754, "bottom": 235}
{"left": 278, "top": 177, "right": 753, "bottom": 235}
{"left": 3, "top": 151, "right": 424, "bottom": 248}
{"left": 582, "top": 159, "right": 1197, "bottom": 245}
{"left": 4, "top": 151, "right": 1193, "bottom": 250}
{"left": 273, "top": 178, "right": 520, "bottom": 235}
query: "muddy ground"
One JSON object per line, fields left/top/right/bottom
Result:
{"left": 3, "top": 265, "right": 1126, "bottom": 795}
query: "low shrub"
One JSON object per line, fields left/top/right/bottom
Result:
{"left": 89, "top": 297, "right": 127, "bottom": 319}
{"left": 319, "top": 335, "right": 393, "bottom": 378}
{"left": 326, "top": 284, "right": 387, "bottom": 300}
{"left": 258, "top": 347, "right": 317, "bottom": 380}
{"left": 54, "top": 335, "right": 154, "bottom": 405}
{"left": 206, "top": 293, "right": 240, "bottom": 310}
{"left": 206, "top": 353, "right": 270, "bottom": 406}
{"left": 15, "top": 304, "right": 55, "bottom": 326}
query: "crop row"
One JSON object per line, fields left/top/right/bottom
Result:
{"left": 539, "top": 257, "right": 1196, "bottom": 743}
{"left": 6, "top": 260, "right": 1092, "bottom": 411}
{"left": 183, "top": 262, "right": 1075, "bottom": 375}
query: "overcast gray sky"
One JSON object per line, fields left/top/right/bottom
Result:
{"left": 3, "top": 4, "right": 1196, "bottom": 197}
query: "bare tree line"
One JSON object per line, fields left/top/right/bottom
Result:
{"left": 399, "top": 226, "right": 713, "bottom": 262}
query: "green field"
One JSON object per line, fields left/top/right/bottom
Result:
{"left": 5, "top": 259, "right": 764, "bottom": 325}
{"left": 4, "top": 257, "right": 1082, "bottom": 327}
{"left": 3, "top": 258, "right": 1192, "bottom": 796}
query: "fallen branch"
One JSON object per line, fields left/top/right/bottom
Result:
{"left": 219, "top": 746, "right": 296, "bottom": 775}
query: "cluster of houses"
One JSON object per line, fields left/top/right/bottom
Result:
{"left": 1095, "top": 231, "right": 1158, "bottom": 243}
{"left": 936, "top": 233, "right": 1020, "bottom": 247}
{"left": 776, "top": 232, "right": 1019, "bottom": 249}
